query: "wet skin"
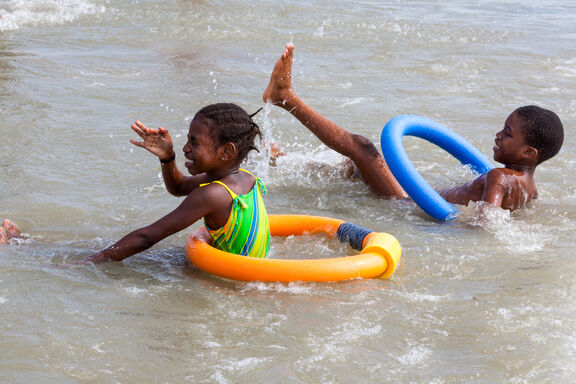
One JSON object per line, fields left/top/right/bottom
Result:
{"left": 264, "top": 44, "right": 539, "bottom": 211}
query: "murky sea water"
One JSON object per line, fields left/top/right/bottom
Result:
{"left": 1, "top": 0, "right": 576, "bottom": 382}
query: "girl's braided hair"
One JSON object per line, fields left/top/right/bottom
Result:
{"left": 195, "top": 103, "right": 263, "bottom": 163}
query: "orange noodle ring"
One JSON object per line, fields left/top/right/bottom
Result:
{"left": 186, "top": 214, "right": 401, "bottom": 282}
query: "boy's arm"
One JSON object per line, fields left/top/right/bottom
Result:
{"left": 480, "top": 169, "right": 507, "bottom": 208}
{"left": 439, "top": 182, "right": 475, "bottom": 206}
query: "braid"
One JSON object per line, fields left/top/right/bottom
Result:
{"left": 195, "top": 103, "right": 263, "bottom": 162}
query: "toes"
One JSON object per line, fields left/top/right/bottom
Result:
{"left": 2, "top": 219, "right": 21, "bottom": 239}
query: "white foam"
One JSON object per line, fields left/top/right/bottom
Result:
{"left": 460, "top": 201, "right": 554, "bottom": 253}
{"left": 221, "top": 357, "right": 269, "bottom": 371}
{"left": 397, "top": 345, "right": 433, "bottom": 366}
{"left": 123, "top": 286, "right": 148, "bottom": 297}
{"left": 91, "top": 343, "right": 106, "bottom": 353}
{"left": 0, "top": 0, "right": 105, "bottom": 31}
{"left": 399, "top": 291, "right": 452, "bottom": 303}
{"left": 210, "top": 356, "right": 269, "bottom": 382}
{"left": 241, "top": 281, "right": 315, "bottom": 295}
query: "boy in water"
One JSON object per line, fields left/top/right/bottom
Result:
{"left": 263, "top": 44, "right": 564, "bottom": 212}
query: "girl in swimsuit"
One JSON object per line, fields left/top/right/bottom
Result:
{"left": 85, "top": 103, "right": 270, "bottom": 263}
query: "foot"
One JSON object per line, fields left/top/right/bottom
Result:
{"left": 0, "top": 228, "right": 6, "bottom": 244}
{"left": 2, "top": 219, "right": 21, "bottom": 240}
{"left": 263, "top": 44, "right": 296, "bottom": 105}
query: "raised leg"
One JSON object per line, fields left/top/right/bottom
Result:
{"left": 263, "top": 45, "right": 407, "bottom": 198}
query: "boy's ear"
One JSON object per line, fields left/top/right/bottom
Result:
{"left": 523, "top": 145, "right": 538, "bottom": 162}
{"left": 219, "top": 142, "right": 238, "bottom": 161}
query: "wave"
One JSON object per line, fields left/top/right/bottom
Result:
{"left": 0, "top": 0, "right": 105, "bottom": 31}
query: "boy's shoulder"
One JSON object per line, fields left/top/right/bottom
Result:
{"left": 484, "top": 167, "right": 527, "bottom": 187}
{"left": 483, "top": 167, "right": 537, "bottom": 208}
{"left": 486, "top": 167, "right": 522, "bottom": 177}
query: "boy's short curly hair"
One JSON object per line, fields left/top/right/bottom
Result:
{"left": 516, "top": 105, "right": 564, "bottom": 164}
{"left": 195, "top": 103, "right": 262, "bottom": 163}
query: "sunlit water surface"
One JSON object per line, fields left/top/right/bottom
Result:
{"left": 1, "top": 0, "right": 576, "bottom": 382}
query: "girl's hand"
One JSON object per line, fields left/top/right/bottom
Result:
{"left": 130, "top": 120, "right": 175, "bottom": 160}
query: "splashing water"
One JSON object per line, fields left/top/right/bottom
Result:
{"left": 460, "top": 201, "right": 554, "bottom": 253}
{"left": 0, "top": 0, "right": 105, "bottom": 31}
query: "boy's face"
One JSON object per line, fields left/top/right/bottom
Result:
{"left": 493, "top": 111, "right": 536, "bottom": 166}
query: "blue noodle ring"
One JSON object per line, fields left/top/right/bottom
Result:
{"left": 381, "top": 115, "right": 494, "bottom": 221}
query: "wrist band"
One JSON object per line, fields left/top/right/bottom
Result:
{"left": 160, "top": 154, "right": 176, "bottom": 164}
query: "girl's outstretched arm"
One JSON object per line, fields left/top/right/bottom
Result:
{"left": 86, "top": 224, "right": 166, "bottom": 263}
{"left": 130, "top": 120, "right": 203, "bottom": 196}
{"left": 84, "top": 186, "right": 221, "bottom": 263}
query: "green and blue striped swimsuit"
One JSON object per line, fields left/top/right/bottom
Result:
{"left": 201, "top": 169, "right": 270, "bottom": 258}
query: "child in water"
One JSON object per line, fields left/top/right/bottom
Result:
{"left": 85, "top": 103, "right": 270, "bottom": 263}
{"left": 0, "top": 219, "right": 21, "bottom": 244}
{"left": 263, "top": 44, "right": 564, "bottom": 212}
